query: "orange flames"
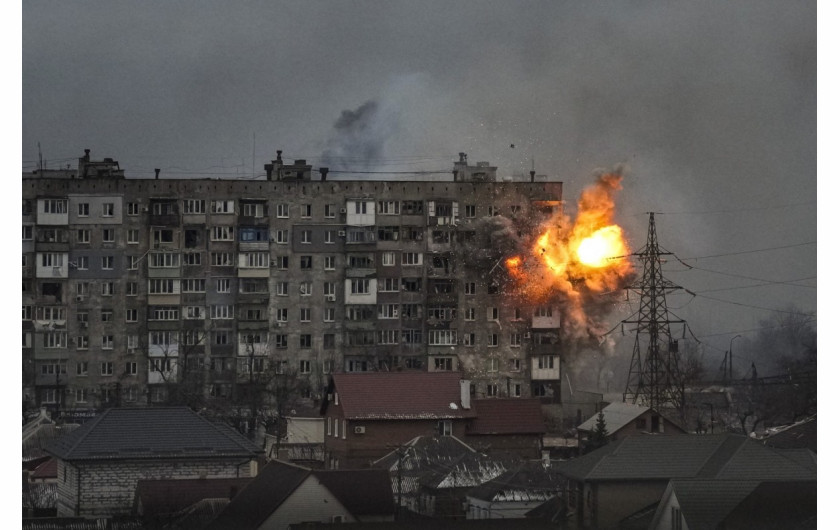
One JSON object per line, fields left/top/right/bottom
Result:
{"left": 505, "top": 171, "right": 633, "bottom": 337}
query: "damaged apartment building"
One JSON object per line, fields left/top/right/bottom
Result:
{"left": 22, "top": 150, "right": 565, "bottom": 415}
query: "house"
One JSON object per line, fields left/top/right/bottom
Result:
{"left": 373, "top": 434, "right": 514, "bottom": 518}
{"left": 576, "top": 402, "right": 685, "bottom": 448}
{"left": 133, "top": 477, "right": 252, "bottom": 527}
{"left": 45, "top": 407, "right": 263, "bottom": 517}
{"left": 266, "top": 403, "right": 326, "bottom": 467}
{"left": 647, "top": 479, "right": 817, "bottom": 530}
{"left": 207, "top": 460, "right": 394, "bottom": 529}
{"left": 558, "top": 434, "right": 816, "bottom": 529}
{"left": 321, "top": 373, "right": 477, "bottom": 468}
{"left": 761, "top": 414, "right": 817, "bottom": 452}
{"left": 466, "top": 398, "right": 546, "bottom": 459}
{"left": 465, "top": 461, "right": 565, "bottom": 520}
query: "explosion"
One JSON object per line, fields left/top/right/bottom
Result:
{"left": 505, "top": 170, "right": 634, "bottom": 341}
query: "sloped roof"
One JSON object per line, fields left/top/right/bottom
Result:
{"left": 31, "top": 458, "right": 57, "bottom": 480}
{"left": 208, "top": 460, "right": 394, "bottom": 529}
{"left": 330, "top": 372, "right": 476, "bottom": 420}
{"left": 313, "top": 469, "right": 394, "bottom": 516}
{"left": 662, "top": 479, "right": 760, "bottom": 530}
{"left": 135, "top": 477, "right": 252, "bottom": 516}
{"left": 46, "top": 407, "right": 263, "bottom": 461}
{"left": 577, "top": 401, "right": 673, "bottom": 434}
{"left": 719, "top": 480, "right": 817, "bottom": 529}
{"left": 468, "top": 399, "right": 546, "bottom": 434}
{"left": 207, "top": 461, "right": 311, "bottom": 530}
{"left": 467, "top": 461, "right": 564, "bottom": 503}
{"left": 558, "top": 434, "right": 817, "bottom": 483}
{"left": 763, "top": 415, "right": 817, "bottom": 452}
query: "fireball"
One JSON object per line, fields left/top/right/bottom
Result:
{"left": 575, "top": 225, "right": 627, "bottom": 268}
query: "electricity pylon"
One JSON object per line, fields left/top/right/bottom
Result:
{"left": 623, "top": 213, "right": 686, "bottom": 411}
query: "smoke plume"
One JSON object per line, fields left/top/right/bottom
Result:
{"left": 321, "top": 100, "right": 395, "bottom": 171}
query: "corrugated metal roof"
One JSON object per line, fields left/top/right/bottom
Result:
{"left": 576, "top": 401, "right": 649, "bottom": 433}
{"left": 46, "top": 407, "right": 263, "bottom": 461}
{"left": 332, "top": 372, "right": 476, "bottom": 419}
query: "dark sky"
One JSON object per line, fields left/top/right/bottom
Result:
{"left": 22, "top": 1, "right": 817, "bottom": 376}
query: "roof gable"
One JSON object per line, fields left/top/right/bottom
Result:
{"left": 469, "top": 399, "right": 546, "bottom": 434}
{"left": 329, "top": 373, "right": 475, "bottom": 420}
{"left": 577, "top": 402, "right": 650, "bottom": 433}
{"left": 135, "top": 477, "right": 252, "bottom": 516}
{"left": 312, "top": 469, "right": 394, "bottom": 516}
{"left": 46, "top": 407, "right": 263, "bottom": 461}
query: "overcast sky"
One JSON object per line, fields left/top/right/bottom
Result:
{"left": 22, "top": 1, "right": 817, "bottom": 376}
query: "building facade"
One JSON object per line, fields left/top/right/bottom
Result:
{"left": 22, "top": 150, "right": 564, "bottom": 415}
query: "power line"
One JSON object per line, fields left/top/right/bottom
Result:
{"left": 679, "top": 241, "right": 816, "bottom": 260}
{"left": 642, "top": 201, "right": 816, "bottom": 215}
{"left": 692, "top": 293, "right": 817, "bottom": 316}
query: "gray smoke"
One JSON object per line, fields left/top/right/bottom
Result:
{"left": 321, "top": 100, "right": 394, "bottom": 171}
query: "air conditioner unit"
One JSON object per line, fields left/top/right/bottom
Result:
{"left": 339, "top": 208, "right": 347, "bottom": 214}
{"left": 338, "top": 230, "right": 346, "bottom": 237}
{"left": 270, "top": 259, "right": 278, "bottom": 267}
{"left": 326, "top": 295, "right": 336, "bottom": 302}
{"left": 524, "top": 332, "right": 532, "bottom": 339}
{"left": 354, "top": 426, "right": 366, "bottom": 434}
{"left": 141, "top": 207, "right": 149, "bottom": 213}
{"left": 276, "top": 320, "right": 285, "bottom": 327}
{"left": 76, "top": 295, "right": 85, "bottom": 302}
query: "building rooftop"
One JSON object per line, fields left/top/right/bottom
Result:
{"left": 135, "top": 477, "right": 252, "bottom": 517}
{"left": 325, "top": 373, "right": 476, "bottom": 420}
{"left": 576, "top": 401, "right": 652, "bottom": 433}
{"left": 46, "top": 407, "right": 263, "bottom": 461}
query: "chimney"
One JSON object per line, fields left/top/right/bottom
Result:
{"left": 276, "top": 150, "right": 283, "bottom": 164}
{"left": 154, "top": 168, "right": 160, "bottom": 180}
{"left": 319, "top": 167, "right": 329, "bottom": 181}
{"left": 530, "top": 170, "right": 536, "bottom": 182}
{"left": 459, "top": 152, "right": 467, "bottom": 163}
{"left": 460, "top": 380, "right": 471, "bottom": 410}
{"left": 83, "top": 149, "right": 90, "bottom": 162}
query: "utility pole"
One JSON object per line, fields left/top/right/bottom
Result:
{"left": 623, "top": 213, "right": 686, "bottom": 412}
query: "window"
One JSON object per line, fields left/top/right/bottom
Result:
{"left": 276, "top": 229, "right": 289, "bottom": 244}
{"left": 429, "top": 330, "right": 458, "bottom": 346}
{"left": 185, "top": 306, "right": 204, "bottom": 319}
{"left": 487, "top": 384, "right": 498, "bottom": 397}
{"left": 299, "top": 360, "right": 311, "bottom": 373}
{"left": 22, "top": 225, "right": 33, "bottom": 240}
{"left": 378, "top": 226, "right": 400, "bottom": 241}
{"left": 300, "top": 230, "right": 312, "bottom": 244}
{"left": 149, "top": 252, "right": 179, "bottom": 268}
{"left": 434, "top": 357, "right": 454, "bottom": 371}
{"left": 241, "top": 252, "right": 269, "bottom": 268}
{"left": 149, "top": 358, "right": 172, "bottom": 373}
{"left": 324, "top": 204, "right": 336, "bottom": 218}
{"left": 301, "top": 204, "right": 312, "bottom": 218}
{"left": 377, "top": 201, "right": 400, "bottom": 214}
{"left": 324, "top": 333, "right": 336, "bottom": 348}
{"left": 488, "top": 334, "right": 499, "bottom": 347}
{"left": 211, "top": 226, "right": 234, "bottom": 241}
{"left": 465, "top": 204, "right": 476, "bottom": 218}
{"left": 76, "top": 361, "right": 89, "bottom": 376}
{"left": 212, "top": 200, "right": 234, "bottom": 214}
{"left": 276, "top": 308, "right": 288, "bottom": 322}
{"left": 181, "top": 278, "right": 206, "bottom": 293}
{"left": 297, "top": 281, "right": 313, "bottom": 297}
{"left": 438, "top": 420, "right": 452, "bottom": 436}
{"left": 465, "top": 282, "right": 476, "bottom": 295}
{"left": 216, "top": 278, "right": 231, "bottom": 293}
{"left": 126, "top": 309, "right": 138, "bottom": 322}
{"left": 42, "top": 199, "right": 68, "bottom": 214}
{"left": 324, "top": 230, "right": 336, "bottom": 244}
{"left": 463, "top": 333, "right": 476, "bottom": 346}
{"left": 538, "top": 355, "right": 555, "bottom": 369}
{"left": 277, "top": 203, "right": 289, "bottom": 218}
{"left": 124, "top": 229, "right": 139, "bottom": 245}
{"left": 152, "top": 228, "right": 174, "bottom": 245}
{"left": 276, "top": 281, "right": 289, "bottom": 296}
{"left": 299, "top": 308, "right": 311, "bottom": 322}
{"left": 149, "top": 279, "right": 177, "bottom": 294}
{"left": 41, "top": 253, "right": 64, "bottom": 267}
{"left": 127, "top": 335, "right": 139, "bottom": 350}
{"left": 102, "top": 203, "right": 115, "bottom": 217}
{"left": 101, "top": 335, "right": 114, "bottom": 350}
{"left": 101, "top": 310, "right": 113, "bottom": 323}
{"left": 276, "top": 334, "right": 288, "bottom": 349}
{"left": 671, "top": 507, "right": 683, "bottom": 530}
{"left": 536, "top": 306, "right": 553, "bottom": 318}
{"left": 77, "top": 203, "right": 90, "bottom": 216}
{"left": 378, "top": 304, "right": 400, "bottom": 319}
{"left": 300, "top": 256, "right": 312, "bottom": 269}
{"left": 382, "top": 251, "right": 396, "bottom": 266}
{"left": 510, "top": 333, "right": 522, "bottom": 347}
{"left": 488, "top": 358, "right": 499, "bottom": 372}
{"left": 212, "top": 305, "right": 233, "bottom": 319}
{"left": 320, "top": 256, "right": 336, "bottom": 272}
{"left": 300, "top": 335, "right": 312, "bottom": 348}
{"left": 350, "top": 279, "right": 370, "bottom": 295}
{"left": 76, "top": 229, "right": 91, "bottom": 244}
{"left": 126, "top": 282, "right": 138, "bottom": 296}
{"left": 402, "top": 252, "right": 422, "bottom": 265}
{"left": 275, "top": 256, "right": 289, "bottom": 269}
{"left": 211, "top": 252, "right": 233, "bottom": 266}
{"left": 379, "top": 278, "right": 399, "bottom": 292}
{"left": 126, "top": 203, "right": 139, "bottom": 216}
{"left": 354, "top": 201, "right": 367, "bottom": 214}
{"left": 488, "top": 282, "right": 499, "bottom": 294}
{"left": 378, "top": 330, "right": 399, "bottom": 344}
{"left": 324, "top": 281, "right": 336, "bottom": 297}
{"left": 183, "top": 199, "right": 206, "bottom": 214}
{"left": 488, "top": 307, "right": 499, "bottom": 321}
{"left": 125, "top": 362, "right": 138, "bottom": 376}
{"left": 241, "top": 202, "right": 265, "bottom": 217}
{"left": 402, "top": 330, "right": 423, "bottom": 344}
{"left": 465, "top": 308, "right": 476, "bottom": 321}
{"left": 100, "top": 281, "right": 115, "bottom": 296}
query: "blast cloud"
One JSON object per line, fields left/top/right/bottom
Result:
{"left": 321, "top": 100, "right": 396, "bottom": 171}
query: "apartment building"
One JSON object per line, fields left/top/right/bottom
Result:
{"left": 22, "top": 150, "right": 564, "bottom": 415}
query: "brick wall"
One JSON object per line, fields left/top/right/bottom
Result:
{"left": 56, "top": 457, "right": 255, "bottom": 517}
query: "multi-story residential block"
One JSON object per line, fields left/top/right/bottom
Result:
{"left": 22, "top": 149, "right": 564, "bottom": 415}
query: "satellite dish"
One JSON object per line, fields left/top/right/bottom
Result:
{"left": 449, "top": 402, "right": 458, "bottom": 410}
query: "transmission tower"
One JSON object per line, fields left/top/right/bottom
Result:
{"left": 623, "top": 212, "right": 686, "bottom": 411}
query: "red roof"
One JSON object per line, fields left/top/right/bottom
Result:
{"left": 332, "top": 372, "right": 476, "bottom": 420}
{"left": 469, "top": 399, "right": 546, "bottom": 434}
{"left": 31, "top": 457, "right": 57, "bottom": 479}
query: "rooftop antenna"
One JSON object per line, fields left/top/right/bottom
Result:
{"left": 622, "top": 213, "right": 687, "bottom": 413}
{"left": 38, "top": 142, "right": 43, "bottom": 173}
